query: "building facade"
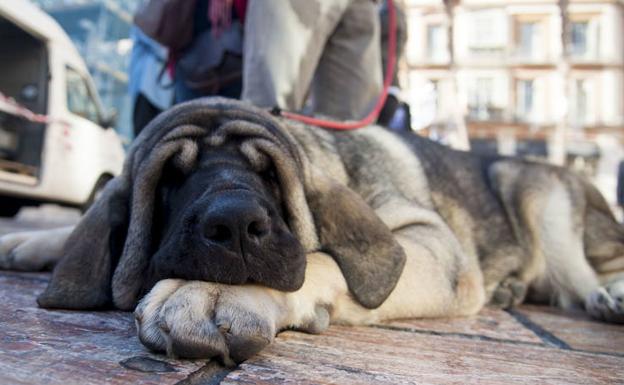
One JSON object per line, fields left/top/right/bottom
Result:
{"left": 402, "top": 0, "right": 624, "bottom": 202}
{"left": 403, "top": 0, "right": 624, "bottom": 150}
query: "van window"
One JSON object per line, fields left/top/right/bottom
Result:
{"left": 66, "top": 67, "right": 99, "bottom": 124}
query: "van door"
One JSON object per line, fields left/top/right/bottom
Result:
{"left": 55, "top": 66, "right": 108, "bottom": 204}
{"left": 0, "top": 15, "right": 48, "bottom": 182}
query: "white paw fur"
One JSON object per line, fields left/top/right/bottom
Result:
{"left": 0, "top": 227, "right": 72, "bottom": 271}
{"left": 135, "top": 279, "right": 287, "bottom": 365}
{"left": 585, "top": 280, "right": 624, "bottom": 323}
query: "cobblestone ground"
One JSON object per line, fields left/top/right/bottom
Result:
{"left": 0, "top": 206, "right": 623, "bottom": 384}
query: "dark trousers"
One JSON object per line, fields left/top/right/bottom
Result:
{"left": 133, "top": 93, "right": 162, "bottom": 138}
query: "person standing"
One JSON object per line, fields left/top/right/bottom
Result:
{"left": 241, "top": 0, "right": 383, "bottom": 121}
{"left": 376, "top": 0, "right": 411, "bottom": 131}
{"left": 617, "top": 160, "right": 624, "bottom": 215}
{"left": 128, "top": 26, "right": 174, "bottom": 137}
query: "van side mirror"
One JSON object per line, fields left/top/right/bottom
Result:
{"left": 100, "top": 109, "right": 117, "bottom": 129}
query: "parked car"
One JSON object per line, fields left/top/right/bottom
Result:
{"left": 0, "top": 0, "right": 125, "bottom": 216}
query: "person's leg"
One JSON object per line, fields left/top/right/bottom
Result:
{"left": 380, "top": 0, "right": 407, "bottom": 88}
{"left": 241, "top": 0, "right": 350, "bottom": 111}
{"left": 377, "top": 93, "right": 400, "bottom": 127}
{"left": 312, "top": 0, "right": 383, "bottom": 120}
{"left": 133, "top": 93, "right": 162, "bottom": 137}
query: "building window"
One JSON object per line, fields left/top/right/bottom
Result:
{"left": 571, "top": 21, "right": 588, "bottom": 57}
{"left": 469, "top": 78, "right": 494, "bottom": 121}
{"left": 470, "top": 10, "right": 506, "bottom": 58}
{"left": 426, "top": 24, "right": 445, "bottom": 61}
{"left": 516, "top": 79, "right": 534, "bottom": 121}
{"left": 473, "top": 14, "right": 494, "bottom": 47}
{"left": 518, "top": 22, "right": 539, "bottom": 59}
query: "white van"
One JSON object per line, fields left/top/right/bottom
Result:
{"left": 0, "top": 0, "right": 125, "bottom": 216}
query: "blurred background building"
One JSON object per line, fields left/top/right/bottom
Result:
{"left": 25, "top": 0, "right": 624, "bottom": 205}
{"left": 32, "top": 0, "right": 142, "bottom": 141}
{"left": 402, "top": 0, "right": 624, "bottom": 203}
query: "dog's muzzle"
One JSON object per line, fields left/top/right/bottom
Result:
{"left": 201, "top": 191, "right": 272, "bottom": 257}
{"left": 144, "top": 187, "right": 306, "bottom": 295}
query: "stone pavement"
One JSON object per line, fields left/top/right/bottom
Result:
{"left": 0, "top": 270, "right": 622, "bottom": 385}
{"left": 0, "top": 209, "right": 622, "bottom": 384}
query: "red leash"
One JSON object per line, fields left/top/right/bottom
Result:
{"left": 281, "top": 0, "right": 397, "bottom": 130}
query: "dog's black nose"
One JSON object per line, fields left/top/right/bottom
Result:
{"left": 201, "top": 196, "right": 271, "bottom": 252}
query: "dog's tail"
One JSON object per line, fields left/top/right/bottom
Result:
{"left": 583, "top": 180, "right": 624, "bottom": 284}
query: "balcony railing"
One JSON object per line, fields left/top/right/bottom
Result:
{"left": 467, "top": 105, "right": 505, "bottom": 122}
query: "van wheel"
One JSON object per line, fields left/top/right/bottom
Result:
{"left": 82, "top": 175, "right": 113, "bottom": 212}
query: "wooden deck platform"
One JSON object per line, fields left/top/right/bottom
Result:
{"left": 1, "top": 271, "right": 623, "bottom": 384}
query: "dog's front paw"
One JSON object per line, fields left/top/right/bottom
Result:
{"left": 0, "top": 232, "right": 30, "bottom": 270}
{"left": 135, "top": 279, "right": 286, "bottom": 364}
{"left": 586, "top": 280, "right": 624, "bottom": 323}
{"left": 0, "top": 229, "right": 64, "bottom": 271}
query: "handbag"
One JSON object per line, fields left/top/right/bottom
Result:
{"left": 134, "top": 0, "right": 198, "bottom": 51}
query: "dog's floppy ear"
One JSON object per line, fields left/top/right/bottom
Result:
{"left": 306, "top": 176, "right": 406, "bottom": 309}
{"left": 37, "top": 178, "right": 129, "bottom": 309}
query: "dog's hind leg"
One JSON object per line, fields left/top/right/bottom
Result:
{"left": 581, "top": 181, "right": 624, "bottom": 322}
{"left": 0, "top": 226, "right": 74, "bottom": 271}
{"left": 490, "top": 161, "right": 606, "bottom": 314}
{"left": 583, "top": 180, "right": 624, "bottom": 285}
{"left": 511, "top": 167, "right": 624, "bottom": 323}
{"left": 525, "top": 180, "right": 599, "bottom": 310}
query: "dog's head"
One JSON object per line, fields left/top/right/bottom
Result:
{"left": 38, "top": 98, "right": 405, "bottom": 311}
{"left": 145, "top": 141, "right": 305, "bottom": 293}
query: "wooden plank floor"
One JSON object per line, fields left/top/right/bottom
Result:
{"left": 0, "top": 271, "right": 622, "bottom": 385}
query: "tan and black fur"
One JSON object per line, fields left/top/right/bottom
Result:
{"left": 0, "top": 98, "right": 622, "bottom": 365}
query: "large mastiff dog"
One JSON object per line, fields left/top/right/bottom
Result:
{"left": 1, "top": 98, "right": 623, "bottom": 364}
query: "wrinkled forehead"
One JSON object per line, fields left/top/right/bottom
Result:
{"left": 158, "top": 141, "right": 279, "bottom": 207}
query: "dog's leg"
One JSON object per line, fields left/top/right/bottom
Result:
{"left": 524, "top": 176, "right": 603, "bottom": 307}
{"left": 520, "top": 178, "right": 596, "bottom": 307}
{"left": 490, "top": 161, "right": 608, "bottom": 315}
{"left": 135, "top": 258, "right": 338, "bottom": 363}
{"left": 497, "top": 164, "right": 624, "bottom": 324}
{"left": 0, "top": 226, "right": 74, "bottom": 271}
{"left": 516, "top": 173, "right": 624, "bottom": 323}
{"left": 134, "top": 255, "right": 344, "bottom": 362}
{"left": 137, "top": 230, "right": 486, "bottom": 361}
{"left": 581, "top": 181, "right": 624, "bottom": 323}
{"left": 324, "top": 224, "right": 486, "bottom": 324}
